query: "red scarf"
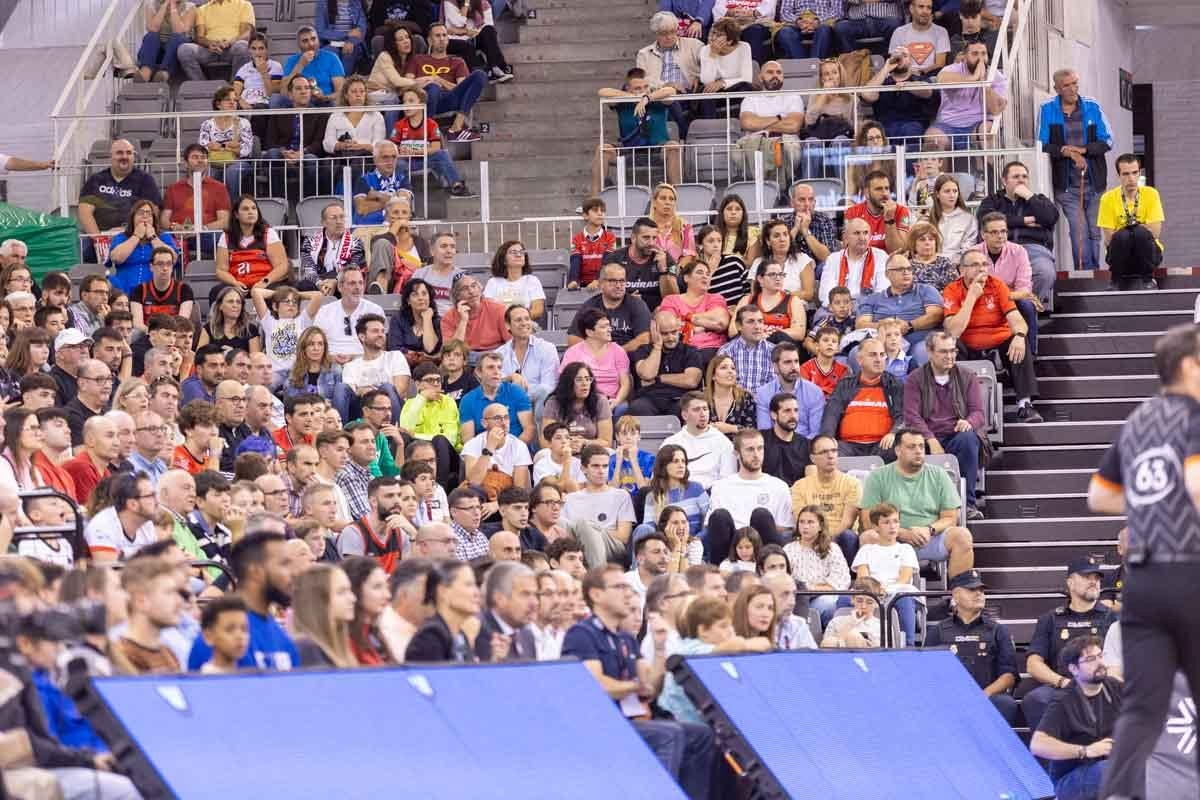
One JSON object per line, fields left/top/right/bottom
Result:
{"left": 838, "top": 249, "right": 881, "bottom": 294}
{"left": 315, "top": 229, "right": 354, "bottom": 269}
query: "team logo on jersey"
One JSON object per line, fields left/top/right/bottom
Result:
{"left": 1128, "top": 445, "right": 1181, "bottom": 508}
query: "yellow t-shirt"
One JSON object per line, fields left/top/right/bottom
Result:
{"left": 791, "top": 468, "right": 863, "bottom": 533}
{"left": 197, "top": 0, "right": 255, "bottom": 42}
{"left": 723, "top": 224, "right": 760, "bottom": 258}
{"left": 1097, "top": 186, "right": 1165, "bottom": 249}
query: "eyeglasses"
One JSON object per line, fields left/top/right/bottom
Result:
{"left": 419, "top": 376, "right": 443, "bottom": 385}
{"left": 453, "top": 504, "right": 482, "bottom": 513}
{"left": 931, "top": 348, "right": 958, "bottom": 355}
{"left": 217, "top": 395, "right": 246, "bottom": 403}
{"left": 261, "top": 489, "right": 287, "bottom": 496}
{"left": 762, "top": 271, "right": 784, "bottom": 279}
{"left": 484, "top": 414, "right": 510, "bottom": 422}
{"left": 601, "top": 278, "right": 626, "bottom": 285}
{"left": 81, "top": 375, "right": 113, "bottom": 384}
{"left": 536, "top": 499, "right": 563, "bottom": 508}
{"left": 886, "top": 267, "right": 914, "bottom": 274}
{"left": 136, "top": 425, "right": 170, "bottom": 434}
{"left": 417, "top": 536, "right": 456, "bottom": 546}
{"left": 366, "top": 404, "right": 393, "bottom": 412}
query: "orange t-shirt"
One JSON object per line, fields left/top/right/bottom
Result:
{"left": 942, "top": 275, "right": 1017, "bottom": 351}
{"left": 799, "top": 358, "right": 848, "bottom": 399}
{"left": 172, "top": 445, "right": 208, "bottom": 475}
{"left": 837, "top": 382, "right": 893, "bottom": 444}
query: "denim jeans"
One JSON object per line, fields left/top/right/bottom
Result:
{"left": 739, "top": 23, "right": 771, "bottom": 65}
{"left": 425, "top": 70, "right": 488, "bottom": 117}
{"left": 775, "top": 24, "right": 835, "bottom": 59}
{"left": 322, "top": 40, "right": 366, "bottom": 76}
{"left": 1056, "top": 182, "right": 1102, "bottom": 270}
{"left": 264, "top": 147, "right": 319, "bottom": 199}
{"left": 408, "top": 149, "right": 462, "bottom": 188}
{"left": 633, "top": 718, "right": 715, "bottom": 800}
{"left": 1054, "top": 760, "right": 1106, "bottom": 800}
{"left": 211, "top": 159, "right": 251, "bottom": 199}
{"left": 833, "top": 15, "right": 900, "bottom": 53}
{"left": 937, "top": 430, "right": 979, "bottom": 506}
{"left": 177, "top": 39, "right": 249, "bottom": 81}
{"left": 136, "top": 31, "right": 187, "bottom": 76}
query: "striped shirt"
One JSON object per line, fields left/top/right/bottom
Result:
{"left": 452, "top": 520, "right": 490, "bottom": 561}
{"left": 846, "top": 0, "right": 901, "bottom": 19}
{"left": 778, "top": 0, "right": 843, "bottom": 22}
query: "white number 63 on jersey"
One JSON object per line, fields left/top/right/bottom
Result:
{"left": 1129, "top": 445, "right": 1180, "bottom": 507}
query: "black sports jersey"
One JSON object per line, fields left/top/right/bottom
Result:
{"left": 1096, "top": 393, "right": 1200, "bottom": 562}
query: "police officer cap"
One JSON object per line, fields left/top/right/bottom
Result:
{"left": 948, "top": 569, "right": 986, "bottom": 590}
{"left": 1067, "top": 556, "right": 1103, "bottom": 577}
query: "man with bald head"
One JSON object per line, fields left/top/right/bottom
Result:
{"left": 255, "top": 473, "right": 290, "bottom": 517}
{"left": 817, "top": 218, "right": 891, "bottom": 308}
{"left": 77, "top": 138, "right": 162, "bottom": 264}
{"left": 411, "top": 522, "right": 458, "bottom": 560}
{"left": 785, "top": 182, "right": 838, "bottom": 264}
{"left": 105, "top": 409, "right": 136, "bottom": 468}
{"left": 247, "top": 354, "right": 285, "bottom": 428}
{"left": 629, "top": 309, "right": 703, "bottom": 416}
{"left": 819, "top": 337, "right": 906, "bottom": 459}
{"left": 130, "top": 410, "right": 170, "bottom": 486}
{"left": 158, "top": 469, "right": 218, "bottom": 577}
{"left": 66, "top": 358, "right": 114, "bottom": 447}
{"left": 215, "top": 380, "right": 251, "bottom": 471}
{"left": 489, "top": 530, "right": 522, "bottom": 562}
{"left": 461, "top": 401, "right": 533, "bottom": 492}
{"left": 737, "top": 60, "right": 804, "bottom": 185}
{"left": 62, "top": 416, "right": 120, "bottom": 504}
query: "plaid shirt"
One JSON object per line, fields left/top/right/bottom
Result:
{"left": 778, "top": 0, "right": 843, "bottom": 22}
{"left": 281, "top": 473, "right": 304, "bottom": 518}
{"left": 336, "top": 461, "right": 373, "bottom": 521}
{"left": 782, "top": 210, "right": 840, "bottom": 266}
{"left": 717, "top": 336, "right": 776, "bottom": 391}
{"left": 659, "top": 45, "right": 684, "bottom": 89}
{"left": 452, "top": 520, "right": 490, "bottom": 561}
{"left": 846, "top": 0, "right": 901, "bottom": 19}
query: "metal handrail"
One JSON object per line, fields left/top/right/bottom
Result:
{"left": 13, "top": 488, "right": 88, "bottom": 563}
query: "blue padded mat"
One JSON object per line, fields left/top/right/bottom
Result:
{"left": 677, "top": 649, "right": 1055, "bottom": 800}
{"left": 89, "top": 661, "right": 686, "bottom": 800}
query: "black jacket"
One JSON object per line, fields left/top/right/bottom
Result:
{"left": 819, "top": 372, "right": 905, "bottom": 440}
{"left": 265, "top": 108, "right": 329, "bottom": 156}
{"left": 976, "top": 191, "right": 1060, "bottom": 251}
{"left": 405, "top": 613, "right": 478, "bottom": 664}
{"left": 473, "top": 611, "right": 538, "bottom": 662}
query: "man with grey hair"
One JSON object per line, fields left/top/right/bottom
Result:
{"left": 476, "top": 561, "right": 539, "bottom": 661}
{"left": 299, "top": 202, "right": 366, "bottom": 291}
{"left": 637, "top": 11, "right": 701, "bottom": 138}
{"left": 379, "top": 557, "right": 435, "bottom": 662}
{"left": 352, "top": 140, "right": 412, "bottom": 226}
{"left": 368, "top": 194, "right": 422, "bottom": 287}
{"left": 309, "top": 266, "right": 384, "bottom": 362}
{"left": 0, "top": 239, "right": 28, "bottom": 270}
{"left": 66, "top": 358, "right": 113, "bottom": 446}
{"left": 143, "top": 346, "right": 174, "bottom": 384}
{"left": 441, "top": 275, "right": 510, "bottom": 355}
{"left": 410, "top": 522, "right": 457, "bottom": 560}
{"left": 5, "top": 291, "right": 34, "bottom": 331}
{"left": 104, "top": 409, "right": 137, "bottom": 467}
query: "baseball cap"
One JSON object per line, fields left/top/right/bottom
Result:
{"left": 948, "top": 569, "right": 986, "bottom": 590}
{"left": 54, "top": 329, "right": 92, "bottom": 350}
{"left": 1067, "top": 556, "right": 1103, "bottom": 577}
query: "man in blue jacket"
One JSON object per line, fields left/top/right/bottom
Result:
{"left": 1037, "top": 68, "right": 1113, "bottom": 271}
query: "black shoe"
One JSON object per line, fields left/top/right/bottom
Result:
{"left": 1016, "top": 404, "right": 1044, "bottom": 423}
{"left": 449, "top": 181, "right": 471, "bottom": 197}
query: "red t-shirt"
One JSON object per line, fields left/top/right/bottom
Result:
{"left": 845, "top": 201, "right": 911, "bottom": 251}
{"left": 62, "top": 452, "right": 109, "bottom": 506}
{"left": 164, "top": 177, "right": 231, "bottom": 227}
{"left": 172, "top": 444, "right": 208, "bottom": 475}
{"left": 942, "top": 275, "right": 1017, "bottom": 351}
{"left": 799, "top": 358, "right": 848, "bottom": 399}
{"left": 837, "top": 382, "right": 893, "bottom": 444}
{"left": 407, "top": 54, "right": 468, "bottom": 84}
{"left": 571, "top": 227, "right": 616, "bottom": 287}
{"left": 391, "top": 116, "right": 442, "bottom": 158}
{"left": 440, "top": 298, "right": 512, "bottom": 352}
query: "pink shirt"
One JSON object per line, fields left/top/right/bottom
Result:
{"left": 972, "top": 241, "right": 1031, "bottom": 294}
{"left": 560, "top": 342, "right": 630, "bottom": 401}
{"left": 654, "top": 222, "right": 696, "bottom": 263}
{"left": 659, "top": 293, "right": 730, "bottom": 350}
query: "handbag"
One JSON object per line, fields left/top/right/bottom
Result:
{"left": 806, "top": 114, "right": 853, "bottom": 140}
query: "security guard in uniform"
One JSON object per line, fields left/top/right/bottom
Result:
{"left": 1020, "top": 556, "right": 1117, "bottom": 732}
{"left": 924, "top": 569, "right": 1020, "bottom": 724}
{"left": 1087, "top": 324, "right": 1200, "bottom": 800}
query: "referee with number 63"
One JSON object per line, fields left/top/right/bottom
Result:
{"left": 1087, "top": 323, "right": 1200, "bottom": 800}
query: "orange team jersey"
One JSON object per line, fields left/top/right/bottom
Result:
{"left": 942, "top": 275, "right": 1016, "bottom": 351}
{"left": 172, "top": 444, "right": 208, "bottom": 475}
{"left": 837, "top": 383, "right": 893, "bottom": 444}
{"left": 845, "top": 202, "right": 911, "bottom": 251}
{"left": 799, "top": 358, "right": 849, "bottom": 399}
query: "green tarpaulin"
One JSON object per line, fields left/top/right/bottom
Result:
{"left": 0, "top": 202, "right": 79, "bottom": 279}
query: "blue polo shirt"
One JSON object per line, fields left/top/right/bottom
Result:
{"left": 856, "top": 283, "right": 944, "bottom": 342}
{"left": 562, "top": 615, "right": 639, "bottom": 683}
{"left": 458, "top": 382, "right": 532, "bottom": 439}
{"left": 351, "top": 168, "right": 412, "bottom": 224}
{"left": 282, "top": 49, "right": 345, "bottom": 96}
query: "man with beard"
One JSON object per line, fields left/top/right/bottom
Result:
{"left": 1020, "top": 557, "right": 1117, "bottom": 732}
{"left": 186, "top": 529, "right": 300, "bottom": 670}
{"left": 601, "top": 217, "right": 679, "bottom": 313}
{"left": 761, "top": 393, "right": 811, "bottom": 486}
{"left": 737, "top": 61, "right": 805, "bottom": 186}
{"left": 706, "top": 429, "right": 794, "bottom": 560}
{"left": 336, "top": 477, "right": 408, "bottom": 573}
{"left": 927, "top": 40, "right": 1007, "bottom": 153}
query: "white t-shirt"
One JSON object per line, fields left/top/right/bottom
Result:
{"left": 531, "top": 451, "right": 584, "bottom": 486}
{"left": 217, "top": 228, "right": 282, "bottom": 249}
{"left": 707, "top": 473, "right": 793, "bottom": 529}
{"left": 0, "top": 154, "right": 9, "bottom": 175}
{"left": 817, "top": 247, "right": 891, "bottom": 306}
{"left": 749, "top": 253, "right": 815, "bottom": 295}
{"left": 740, "top": 91, "right": 805, "bottom": 121}
{"left": 415, "top": 485, "right": 450, "bottom": 526}
{"left": 461, "top": 432, "right": 533, "bottom": 477}
{"left": 851, "top": 542, "right": 919, "bottom": 593}
{"left": 259, "top": 311, "right": 310, "bottom": 373}
{"left": 483, "top": 275, "right": 547, "bottom": 309}
{"left": 562, "top": 486, "right": 636, "bottom": 534}
{"left": 311, "top": 298, "right": 385, "bottom": 356}
{"left": 234, "top": 59, "right": 284, "bottom": 105}
{"left": 17, "top": 538, "right": 75, "bottom": 568}
{"left": 660, "top": 428, "right": 736, "bottom": 490}
{"left": 84, "top": 507, "right": 157, "bottom": 560}
{"left": 341, "top": 351, "right": 411, "bottom": 390}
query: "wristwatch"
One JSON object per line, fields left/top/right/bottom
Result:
{"left": 481, "top": 448, "right": 493, "bottom": 457}
{"left": 1013, "top": 332, "right": 1027, "bottom": 339}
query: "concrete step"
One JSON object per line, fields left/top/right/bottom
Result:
{"left": 1037, "top": 332, "right": 1160, "bottom": 356}
{"left": 983, "top": 469, "right": 1094, "bottom": 495}
{"left": 1001, "top": 421, "right": 1120, "bottom": 447}
{"left": 435, "top": 220, "right": 579, "bottom": 252}
{"left": 983, "top": 493, "right": 1101, "bottom": 519}
{"left": 506, "top": 41, "right": 643, "bottom": 62}
{"left": 478, "top": 116, "right": 601, "bottom": 138}
{"left": 976, "top": 564, "right": 1118, "bottom": 593}
{"left": 519, "top": 24, "right": 651, "bottom": 44}
{"left": 471, "top": 137, "right": 593, "bottom": 159}
{"left": 531, "top": 0, "right": 655, "bottom": 10}
{"left": 1055, "top": 287, "right": 1199, "bottom": 314}
{"left": 446, "top": 192, "right": 581, "bottom": 219}
{"left": 514, "top": 58, "right": 632, "bottom": 81}
{"left": 475, "top": 96, "right": 601, "bottom": 123}
{"left": 455, "top": 155, "right": 592, "bottom": 180}
{"left": 1046, "top": 310, "right": 1192, "bottom": 333}
{"left": 974, "top": 541, "right": 1118, "bottom": 569}
{"left": 1058, "top": 274, "right": 1200, "bottom": 292}
{"left": 970, "top": 516, "right": 1122, "bottom": 544}
{"left": 494, "top": 76, "right": 615, "bottom": 102}
{"left": 1034, "top": 353, "right": 1153, "bottom": 377}
{"left": 526, "top": 5, "right": 654, "bottom": 25}
{"left": 988, "top": 594, "right": 1068, "bottom": 622}
{"left": 1004, "top": 398, "right": 1141, "bottom": 423}
{"left": 993, "top": 445, "right": 1107, "bottom": 471}
{"left": 1030, "top": 375, "right": 1158, "bottom": 399}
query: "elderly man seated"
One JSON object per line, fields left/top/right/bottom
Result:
{"left": 852, "top": 252, "right": 944, "bottom": 365}
{"left": 299, "top": 202, "right": 367, "bottom": 292}
{"left": 352, "top": 140, "right": 411, "bottom": 226}
{"left": 440, "top": 275, "right": 511, "bottom": 356}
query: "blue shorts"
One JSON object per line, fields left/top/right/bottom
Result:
{"left": 916, "top": 531, "right": 950, "bottom": 562}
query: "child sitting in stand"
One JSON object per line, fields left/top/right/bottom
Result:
{"left": 799, "top": 327, "right": 849, "bottom": 398}
{"left": 568, "top": 196, "right": 617, "bottom": 291}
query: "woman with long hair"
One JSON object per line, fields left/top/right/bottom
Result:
{"left": 405, "top": 560, "right": 483, "bottom": 663}
{"left": 655, "top": 504, "right": 703, "bottom": 570}
{"left": 281, "top": 327, "right": 350, "bottom": 421}
{"left": 540, "top": 362, "right": 613, "bottom": 452}
{"left": 366, "top": 23, "right": 418, "bottom": 106}
{"left": 847, "top": 121, "right": 894, "bottom": 200}
{"left": 928, "top": 173, "right": 978, "bottom": 266}
{"left": 696, "top": 224, "right": 748, "bottom": 308}
{"left": 749, "top": 219, "right": 815, "bottom": 302}
{"left": 387, "top": 277, "right": 442, "bottom": 366}
{"left": 906, "top": 221, "right": 957, "bottom": 292}
{"left": 731, "top": 583, "right": 778, "bottom": 646}
{"left": 216, "top": 194, "right": 290, "bottom": 294}
{"left": 342, "top": 556, "right": 396, "bottom": 665}
{"left": 107, "top": 199, "right": 180, "bottom": 295}
{"left": 783, "top": 505, "right": 850, "bottom": 627}
{"left": 642, "top": 445, "right": 710, "bottom": 539}
{"left": 730, "top": 255, "right": 806, "bottom": 344}
{"left": 197, "top": 285, "right": 262, "bottom": 354}
{"left": 199, "top": 84, "right": 254, "bottom": 199}
{"left": 5, "top": 328, "right": 51, "bottom": 377}
{"left": 292, "top": 564, "right": 359, "bottom": 667}
{"left": 715, "top": 194, "right": 760, "bottom": 263}
{"left": 705, "top": 353, "right": 755, "bottom": 435}
{"left": 657, "top": 260, "right": 729, "bottom": 358}
{"left": 0, "top": 338, "right": 19, "bottom": 403}
{"left": 443, "top": 0, "right": 512, "bottom": 81}
{"left": 4, "top": 408, "right": 48, "bottom": 492}
{"left": 323, "top": 77, "right": 386, "bottom": 173}
{"left": 647, "top": 184, "right": 696, "bottom": 268}
{"left": 483, "top": 240, "right": 545, "bottom": 321}
{"left": 114, "top": 379, "right": 151, "bottom": 417}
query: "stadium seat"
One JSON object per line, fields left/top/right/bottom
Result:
{"left": 958, "top": 360, "right": 1002, "bottom": 443}
{"left": 790, "top": 177, "right": 845, "bottom": 210}
{"left": 925, "top": 454, "right": 966, "bottom": 527}
{"left": 550, "top": 289, "right": 589, "bottom": 331}
{"left": 775, "top": 58, "right": 820, "bottom": 80}
{"left": 684, "top": 118, "right": 742, "bottom": 186}
{"left": 839, "top": 455, "right": 884, "bottom": 485}
{"left": 373, "top": 294, "right": 404, "bottom": 314}
{"left": 599, "top": 185, "right": 652, "bottom": 238}
{"left": 672, "top": 182, "right": 716, "bottom": 225}
{"left": 256, "top": 197, "right": 289, "bottom": 229}
{"left": 188, "top": 260, "right": 217, "bottom": 278}
{"left": 112, "top": 84, "right": 169, "bottom": 145}
{"left": 296, "top": 195, "right": 342, "bottom": 232}
{"left": 948, "top": 171, "right": 977, "bottom": 199}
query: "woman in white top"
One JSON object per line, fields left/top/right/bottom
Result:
{"left": 442, "top": 0, "right": 512, "bottom": 83}
{"left": 483, "top": 240, "right": 546, "bottom": 322}
{"left": 929, "top": 173, "right": 979, "bottom": 267}
{"left": 783, "top": 506, "right": 850, "bottom": 628}
{"left": 199, "top": 85, "right": 254, "bottom": 200}
{"left": 323, "top": 76, "right": 387, "bottom": 174}
{"left": 748, "top": 219, "right": 815, "bottom": 302}
{"left": 698, "top": 18, "right": 753, "bottom": 117}
{"left": 366, "top": 23, "right": 418, "bottom": 106}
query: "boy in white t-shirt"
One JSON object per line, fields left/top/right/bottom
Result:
{"left": 851, "top": 503, "right": 919, "bottom": 645}
{"left": 232, "top": 36, "right": 283, "bottom": 110}
{"left": 250, "top": 285, "right": 320, "bottom": 380}
{"left": 532, "top": 422, "right": 584, "bottom": 493}
{"left": 402, "top": 459, "right": 449, "bottom": 526}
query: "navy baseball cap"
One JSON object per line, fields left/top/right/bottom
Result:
{"left": 948, "top": 569, "right": 986, "bottom": 590}
{"left": 1067, "top": 556, "right": 1104, "bottom": 577}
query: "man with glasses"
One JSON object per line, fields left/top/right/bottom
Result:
{"left": 972, "top": 212, "right": 1042, "bottom": 353}
{"left": 50, "top": 328, "right": 91, "bottom": 407}
{"left": 532, "top": 569, "right": 572, "bottom": 660}
{"left": 69, "top": 275, "right": 111, "bottom": 336}
{"left": 902, "top": 330, "right": 987, "bottom": 519}
{"left": 529, "top": 482, "right": 569, "bottom": 546}
{"left": 446, "top": 487, "right": 490, "bottom": 561}
{"left": 629, "top": 309, "right": 703, "bottom": 417}
{"left": 210, "top": 380, "right": 250, "bottom": 472}
{"left": 357, "top": 387, "right": 403, "bottom": 478}
{"left": 853, "top": 252, "right": 944, "bottom": 365}
{"left": 440, "top": 276, "right": 510, "bottom": 355}
{"left": 943, "top": 250, "right": 1043, "bottom": 423}
{"left": 568, "top": 263, "right": 652, "bottom": 354}
{"left": 255, "top": 473, "right": 291, "bottom": 517}
{"left": 84, "top": 472, "right": 159, "bottom": 562}
{"left": 311, "top": 266, "right": 384, "bottom": 363}
{"left": 462, "top": 403, "right": 533, "bottom": 501}
{"left": 5, "top": 291, "right": 34, "bottom": 331}
{"left": 458, "top": 352, "right": 534, "bottom": 446}
{"left": 65, "top": 359, "right": 113, "bottom": 447}
{"left": 410, "top": 521, "right": 458, "bottom": 560}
